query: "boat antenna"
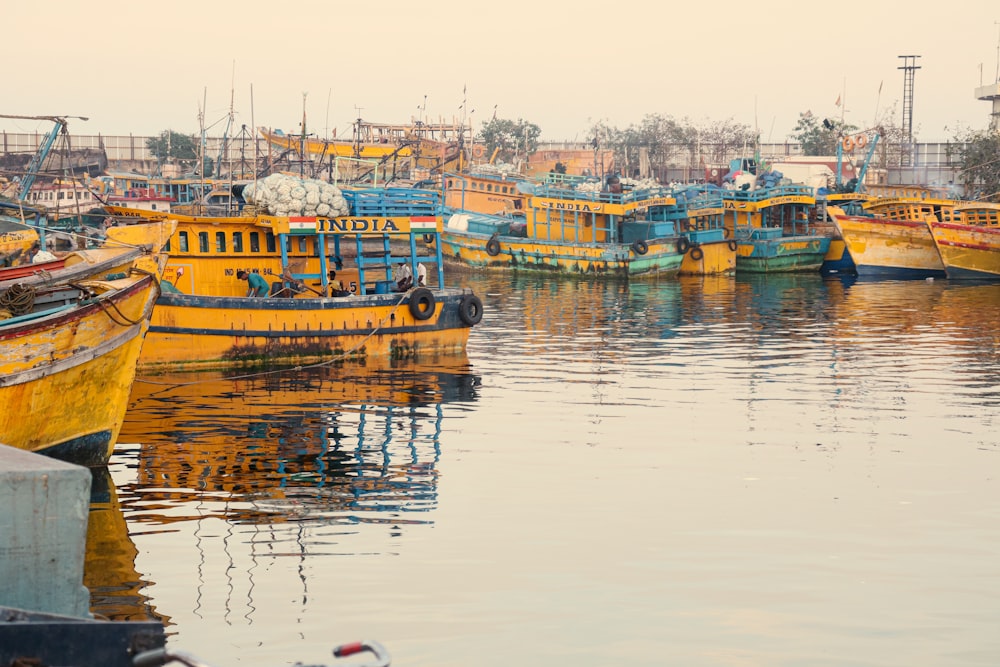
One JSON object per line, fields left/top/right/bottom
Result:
{"left": 300, "top": 92, "right": 307, "bottom": 180}
{"left": 325, "top": 88, "right": 332, "bottom": 142}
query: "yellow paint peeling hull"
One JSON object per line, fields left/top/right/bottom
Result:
{"left": 0, "top": 274, "right": 159, "bottom": 466}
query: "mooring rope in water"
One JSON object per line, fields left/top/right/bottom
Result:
{"left": 135, "top": 289, "right": 413, "bottom": 390}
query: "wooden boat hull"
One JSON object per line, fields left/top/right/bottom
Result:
{"left": 735, "top": 235, "right": 831, "bottom": 273}
{"left": 0, "top": 274, "right": 159, "bottom": 466}
{"left": 679, "top": 239, "right": 737, "bottom": 275}
{"left": 928, "top": 220, "right": 1000, "bottom": 279}
{"left": 139, "top": 288, "right": 477, "bottom": 371}
{"left": 831, "top": 213, "right": 945, "bottom": 279}
{"left": 820, "top": 238, "right": 856, "bottom": 275}
{"left": 438, "top": 230, "right": 683, "bottom": 278}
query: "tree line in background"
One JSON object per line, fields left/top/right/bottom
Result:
{"left": 477, "top": 109, "right": 1000, "bottom": 201}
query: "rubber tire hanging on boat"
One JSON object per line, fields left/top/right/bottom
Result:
{"left": 423, "top": 234, "right": 435, "bottom": 244}
{"left": 408, "top": 288, "right": 436, "bottom": 320}
{"left": 689, "top": 245, "right": 704, "bottom": 261}
{"left": 631, "top": 239, "right": 648, "bottom": 255}
{"left": 676, "top": 237, "right": 690, "bottom": 254}
{"left": 486, "top": 237, "right": 501, "bottom": 256}
{"left": 727, "top": 239, "right": 738, "bottom": 251}
{"left": 458, "top": 294, "right": 484, "bottom": 326}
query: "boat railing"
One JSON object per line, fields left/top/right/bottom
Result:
{"left": 343, "top": 187, "right": 439, "bottom": 217}
{"left": 530, "top": 182, "right": 674, "bottom": 205}
{"left": 722, "top": 183, "right": 814, "bottom": 203}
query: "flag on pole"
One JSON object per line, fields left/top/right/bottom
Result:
{"left": 878, "top": 81, "right": 883, "bottom": 94}
{"left": 835, "top": 94, "right": 842, "bottom": 107}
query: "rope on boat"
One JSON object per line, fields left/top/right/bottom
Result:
{"left": 135, "top": 290, "right": 412, "bottom": 389}
{"left": 0, "top": 283, "right": 36, "bottom": 317}
{"left": 90, "top": 267, "right": 162, "bottom": 327}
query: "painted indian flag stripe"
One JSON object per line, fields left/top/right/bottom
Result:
{"left": 289, "top": 217, "right": 318, "bottom": 232}
{"left": 409, "top": 216, "right": 438, "bottom": 231}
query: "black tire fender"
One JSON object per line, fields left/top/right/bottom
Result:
{"left": 408, "top": 287, "right": 436, "bottom": 320}
{"left": 631, "top": 239, "right": 648, "bottom": 255}
{"left": 676, "top": 237, "right": 690, "bottom": 254}
{"left": 486, "top": 237, "right": 501, "bottom": 256}
{"left": 727, "top": 239, "right": 738, "bottom": 251}
{"left": 458, "top": 294, "right": 484, "bottom": 326}
{"left": 689, "top": 245, "right": 704, "bottom": 261}
{"left": 423, "top": 233, "right": 435, "bottom": 244}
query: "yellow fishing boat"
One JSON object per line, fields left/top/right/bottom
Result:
{"left": 0, "top": 205, "right": 40, "bottom": 267}
{"left": 259, "top": 119, "right": 468, "bottom": 179}
{"left": 440, "top": 171, "right": 691, "bottom": 277}
{"left": 927, "top": 203, "right": 1000, "bottom": 279}
{"left": 722, "top": 180, "right": 830, "bottom": 273}
{"left": 0, "top": 268, "right": 162, "bottom": 466}
{"left": 105, "top": 185, "right": 484, "bottom": 371}
{"left": 828, "top": 197, "right": 955, "bottom": 279}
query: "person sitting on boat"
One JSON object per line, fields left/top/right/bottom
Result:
{"left": 237, "top": 269, "right": 269, "bottom": 297}
{"left": 270, "top": 268, "right": 309, "bottom": 298}
{"left": 22, "top": 241, "right": 57, "bottom": 265}
{"left": 393, "top": 262, "right": 427, "bottom": 291}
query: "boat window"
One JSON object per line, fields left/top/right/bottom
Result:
{"left": 487, "top": 184, "right": 493, "bottom": 192}
{"left": 297, "top": 237, "right": 307, "bottom": 252}
{"left": 266, "top": 232, "right": 276, "bottom": 253}
{"left": 178, "top": 232, "right": 189, "bottom": 252}
{"left": 250, "top": 232, "right": 260, "bottom": 252}
{"left": 199, "top": 232, "right": 209, "bottom": 253}
{"left": 233, "top": 232, "right": 244, "bottom": 252}
{"left": 216, "top": 232, "right": 226, "bottom": 252}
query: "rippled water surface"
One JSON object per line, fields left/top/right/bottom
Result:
{"left": 96, "top": 273, "right": 1000, "bottom": 667}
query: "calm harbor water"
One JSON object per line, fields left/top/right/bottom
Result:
{"left": 94, "top": 272, "right": 1000, "bottom": 667}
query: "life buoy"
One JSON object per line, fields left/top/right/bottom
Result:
{"left": 676, "top": 237, "right": 690, "bottom": 254}
{"left": 408, "top": 287, "right": 436, "bottom": 320}
{"left": 631, "top": 239, "right": 648, "bottom": 255}
{"left": 842, "top": 136, "right": 856, "bottom": 151}
{"left": 472, "top": 145, "right": 485, "bottom": 158}
{"left": 710, "top": 168, "right": 719, "bottom": 177}
{"left": 855, "top": 134, "right": 868, "bottom": 149}
{"left": 423, "top": 233, "right": 435, "bottom": 244}
{"left": 727, "top": 239, "right": 738, "bottom": 252}
{"left": 458, "top": 294, "right": 483, "bottom": 326}
{"left": 486, "top": 237, "right": 501, "bottom": 256}
{"left": 689, "top": 245, "right": 704, "bottom": 261}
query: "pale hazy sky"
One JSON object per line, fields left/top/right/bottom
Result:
{"left": 5, "top": 1, "right": 1000, "bottom": 143}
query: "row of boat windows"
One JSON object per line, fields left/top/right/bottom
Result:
{"left": 445, "top": 179, "right": 516, "bottom": 195}
{"left": 167, "top": 231, "right": 319, "bottom": 254}
{"left": 27, "top": 190, "right": 95, "bottom": 202}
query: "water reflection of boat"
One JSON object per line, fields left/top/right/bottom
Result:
{"left": 85, "top": 467, "right": 165, "bottom": 624}
{"left": 117, "top": 357, "right": 479, "bottom": 515}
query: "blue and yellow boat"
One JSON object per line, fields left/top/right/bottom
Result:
{"left": 105, "top": 186, "right": 484, "bottom": 371}
{"left": 722, "top": 182, "right": 830, "bottom": 273}
{"left": 439, "top": 171, "right": 688, "bottom": 278}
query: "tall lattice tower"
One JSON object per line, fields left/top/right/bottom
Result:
{"left": 977, "top": 25, "right": 1000, "bottom": 131}
{"left": 898, "top": 55, "right": 921, "bottom": 166}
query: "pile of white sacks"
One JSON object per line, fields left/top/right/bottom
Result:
{"left": 241, "top": 174, "right": 350, "bottom": 217}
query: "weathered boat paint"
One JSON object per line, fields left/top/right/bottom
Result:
{"left": 0, "top": 273, "right": 160, "bottom": 466}
{"left": 831, "top": 209, "right": 946, "bottom": 279}
{"left": 927, "top": 204, "right": 1000, "bottom": 279}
